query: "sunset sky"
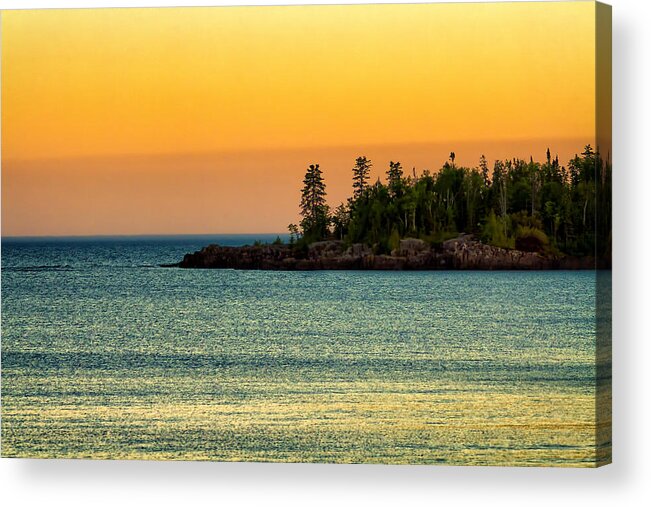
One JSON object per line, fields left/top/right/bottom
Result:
{"left": 2, "top": 2, "right": 599, "bottom": 236}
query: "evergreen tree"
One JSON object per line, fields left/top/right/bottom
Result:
{"left": 352, "top": 156, "right": 372, "bottom": 200}
{"left": 299, "top": 164, "right": 329, "bottom": 241}
{"left": 387, "top": 161, "right": 404, "bottom": 197}
{"left": 287, "top": 223, "right": 300, "bottom": 245}
{"left": 479, "top": 155, "right": 490, "bottom": 186}
{"left": 331, "top": 203, "right": 349, "bottom": 240}
{"left": 288, "top": 148, "right": 611, "bottom": 262}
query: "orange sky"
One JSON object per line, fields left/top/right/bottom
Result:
{"left": 2, "top": 2, "right": 599, "bottom": 236}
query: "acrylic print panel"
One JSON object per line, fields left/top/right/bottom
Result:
{"left": 1, "top": 1, "right": 611, "bottom": 466}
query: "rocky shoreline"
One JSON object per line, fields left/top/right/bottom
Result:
{"left": 164, "top": 235, "right": 600, "bottom": 270}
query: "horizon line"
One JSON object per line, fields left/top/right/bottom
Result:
{"left": 1, "top": 232, "right": 290, "bottom": 240}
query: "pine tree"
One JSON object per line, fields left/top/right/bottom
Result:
{"left": 286, "top": 147, "right": 610, "bottom": 262}
{"left": 299, "top": 164, "right": 329, "bottom": 241}
{"left": 352, "top": 156, "right": 372, "bottom": 200}
{"left": 331, "top": 203, "right": 349, "bottom": 240}
{"left": 387, "top": 161, "right": 404, "bottom": 197}
{"left": 479, "top": 154, "right": 490, "bottom": 186}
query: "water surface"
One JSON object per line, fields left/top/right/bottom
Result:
{"left": 1, "top": 236, "right": 605, "bottom": 465}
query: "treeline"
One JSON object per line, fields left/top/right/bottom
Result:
{"left": 289, "top": 146, "right": 611, "bottom": 259}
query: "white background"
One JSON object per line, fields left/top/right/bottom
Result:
{"left": 0, "top": 0, "right": 649, "bottom": 505}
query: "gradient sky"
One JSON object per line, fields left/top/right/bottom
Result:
{"left": 2, "top": 2, "right": 598, "bottom": 236}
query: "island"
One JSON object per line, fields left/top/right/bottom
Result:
{"left": 165, "top": 148, "right": 611, "bottom": 271}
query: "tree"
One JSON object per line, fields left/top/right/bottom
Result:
{"left": 352, "top": 156, "right": 372, "bottom": 200}
{"left": 479, "top": 155, "right": 490, "bottom": 186}
{"left": 463, "top": 169, "right": 484, "bottom": 232}
{"left": 387, "top": 161, "right": 404, "bottom": 197}
{"left": 287, "top": 223, "right": 300, "bottom": 245}
{"left": 287, "top": 147, "right": 610, "bottom": 263}
{"left": 490, "top": 160, "right": 509, "bottom": 238}
{"left": 528, "top": 158, "right": 541, "bottom": 216}
{"left": 331, "top": 203, "right": 350, "bottom": 240}
{"left": 299, "top": 164, "right": 329, "bottom": 241}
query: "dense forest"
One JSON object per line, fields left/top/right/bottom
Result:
{"left": 288, "top": 146, "right": 611, "bottom": 260}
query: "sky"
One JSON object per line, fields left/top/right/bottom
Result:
{"left": 2, "top": 2, "right": 599, "bottom": 236}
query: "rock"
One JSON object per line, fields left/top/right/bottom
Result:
{"left": 371, "top": 255, "right": 405, "bottom": 270}
{"left": 395, "top": 238, "right": 429, "bottom": 257}
{"left": 308, "top": 240, "right": 345, "bottom": 259}
{"left": 167, "top": 235, "right": 596, "bottom": 271}
{"left": 345, "top": 243, "right": 372, "bottom": 257}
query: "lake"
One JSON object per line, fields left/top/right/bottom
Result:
{"left": 1, "top": 236, "right": 608, "bottom": 465}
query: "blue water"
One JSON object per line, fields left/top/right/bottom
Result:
{"left": 1, "top": 236, "right": 605, "bottom": 465}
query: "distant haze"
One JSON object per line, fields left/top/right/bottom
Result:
{"left": 2, "top": 3, "right": 599, "bottom": 237}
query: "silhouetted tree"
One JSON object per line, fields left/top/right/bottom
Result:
{"left": 289, "top": 148, "right": 610, "bottom": 261}
{"left": 479, "top": 154, "right": 490, "bottom": 186}
{"left": 352, "top": 156, "right": 372, "bottom": 200}
{"left": 331, "top": 203, "right": 350, "bottom": 240}
{"left": 387, "top": 161, "right": 404, "bottom": 197}
{"left": 287, "top": 223, "right": 300, "bottom": 245}
{"left": 299, "top": 164, "right": 329, "bottom": 241}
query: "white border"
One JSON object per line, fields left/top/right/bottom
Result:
{"left": 1, "top": 1, "right": 649, "bottom": 506}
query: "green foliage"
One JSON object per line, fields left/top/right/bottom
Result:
{"left": 388, "top": 227, "right": 401, "bottom": 253}
{"left": 514, "top": 226, "right": 549, "bottom": 253}
{"left": 510, "top": 211, "right": 544, "bottom": 231}
{"left": 421, "top": 230, "right": 459, "bottom": 248}
{"left": 290, "top": 145, "right": 611, "bottom": 261}
{"left": 331, "top": 203, "right": 350, "bottom": 240}
{"left": 299, "top": 164, "right": 329, "bottom": 242}
{"left": 352, "top": 157, "right": 372, "bottom": 200}
{"left": 287, "top": 223, "right": 300, "bottom": 245}
{"left": 272, "top": 236, "right": 283, "bottom": 245}
{"left": 481, "top": 211, "right": 514, "bottom": 249}
{"left": 479, "top": 154, "right": 490, "bottom": 186}
{"left": 386, "top": 161, "right": 405, "bottom": 201}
